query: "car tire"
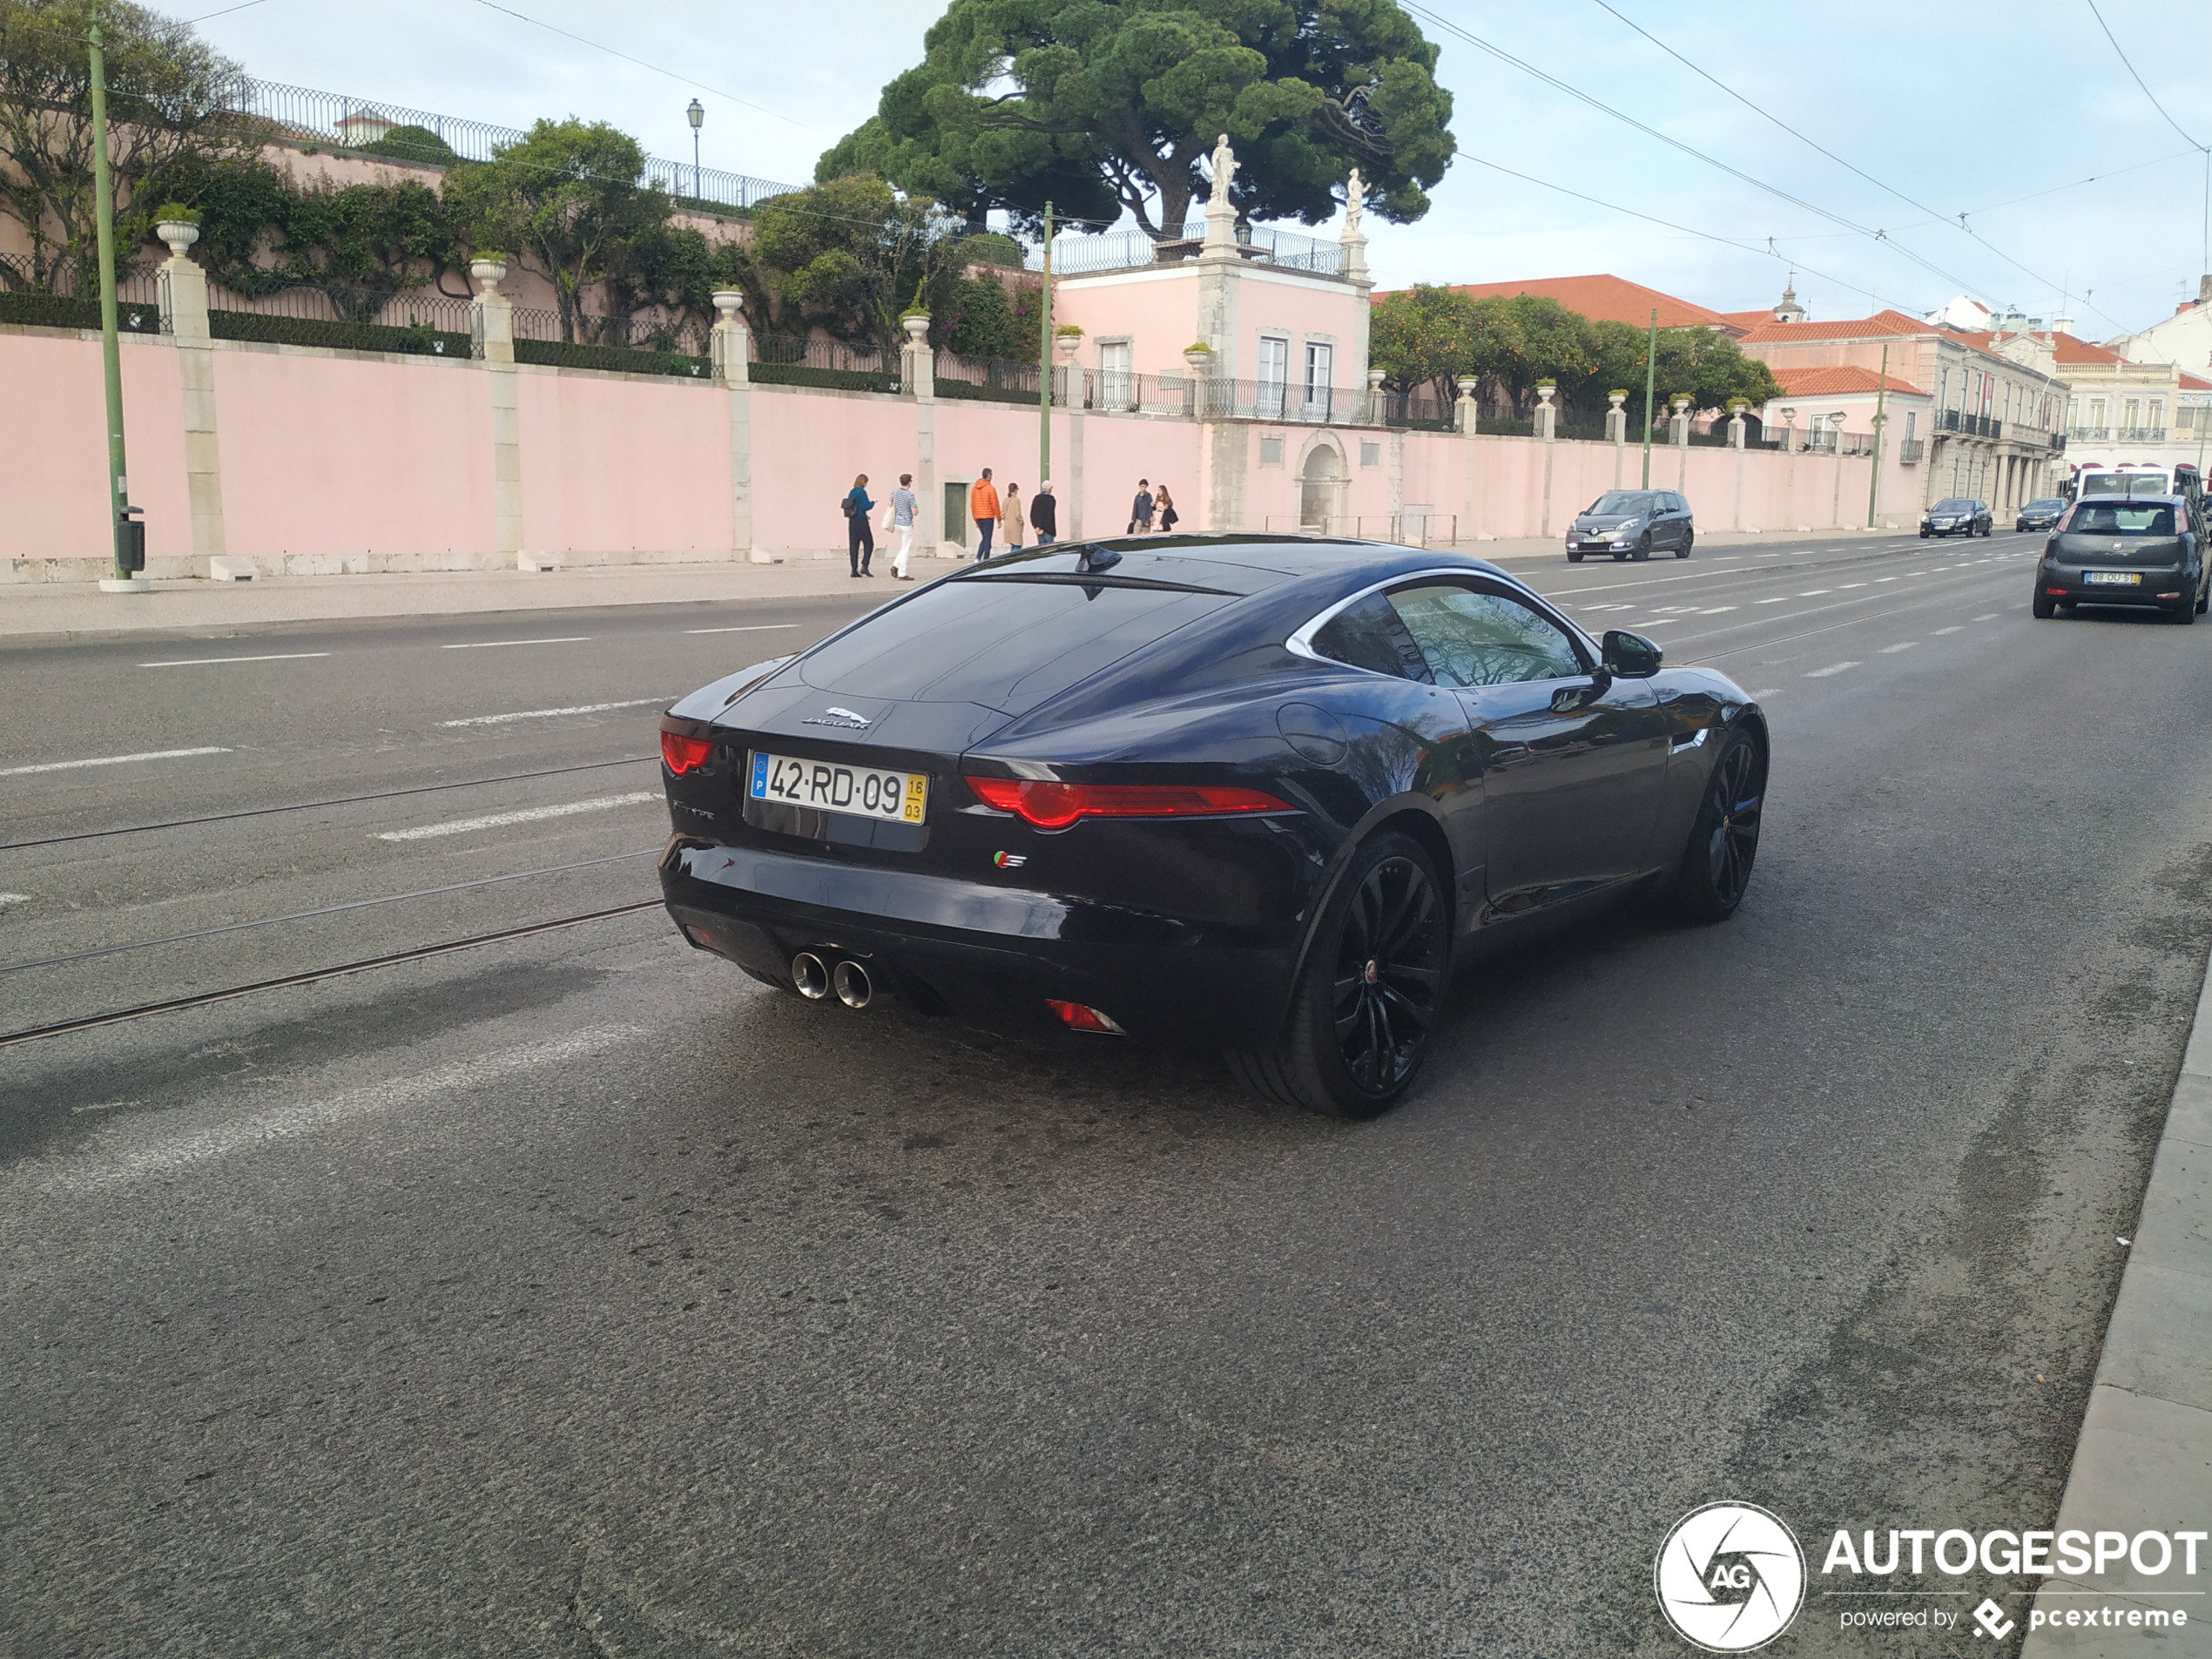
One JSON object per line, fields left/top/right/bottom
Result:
{"left": 1568, "top": 548, "right": 1583, "bottom": 563}
{"left": 1919, "top": 529, "right": 1930, "bottom": 539}
{"left": 2177, "top": 597, "right": 2198, "bottom": 626}
{"left": 1635, "top": 532, "right": 1652, "bottom": 562}
{"left": 2033, "top": 591, "right": 2056, "bottom": 619}
{"left": 1676, "top": 530, "right": 1694, "bottom": 559}
{"left": 1665, "top": 728, "right": 1766, "bottom": 923}
{"left": 1227, "top": 831, "right": 1448, "bottom": 1119}
{"left": 2197, "top": 584, "right": 2208, "bottom": 615}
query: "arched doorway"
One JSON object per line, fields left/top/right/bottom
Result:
{"left": 1299, "top": 442, "right": 1345, "bottom": 531}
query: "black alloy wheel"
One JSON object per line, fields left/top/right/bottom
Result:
{"left": 1635, "top": 532, "right": 1653, "bottom": 562}
{"left": 1668, "top": 730, "right": 1765, "bottom": 921}
{"left": 1676, "top": 530, "right": 1695, "bottom": 559}
{"left": 1228, "top": 832, "right": 1447, "bottom": 1118}
{"left": 1568, "top": 546, "right": 1584, "bottom": 563}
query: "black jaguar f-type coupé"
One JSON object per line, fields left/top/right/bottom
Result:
{"left": 658, "top": 537, "right": 1767, "bottom": 1116}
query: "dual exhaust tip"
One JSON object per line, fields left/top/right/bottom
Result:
{"left": 792, "top": 952, "right": 873, "bottom": 1009}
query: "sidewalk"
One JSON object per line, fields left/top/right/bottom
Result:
{"left": 2020, "top": 951, "right": 2212, "bottom": 1656}
{"left": 0, "top": 527, "right": 1898, "bottom": 639}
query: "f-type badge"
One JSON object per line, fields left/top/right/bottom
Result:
{"left": 802, "top": 706, "right": 872, "bottom": 730}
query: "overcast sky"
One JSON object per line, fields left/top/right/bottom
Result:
{"left": 187, "top": 0, "right": 2211, "bottom": 340}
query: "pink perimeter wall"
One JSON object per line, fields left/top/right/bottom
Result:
{"left": 518, "top": 368, "right": 728, "bottom": 557}
{"left": 0, "top": 330, "right": 186, "bottom": 570}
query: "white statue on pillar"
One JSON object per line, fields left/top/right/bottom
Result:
{"left": 1200, "top": 132, "right": 1240, "bottom": 259}
{"left": 1344, "top": 168, "right": 1365, "bottom": 237}
{"left": 1210, "top": 132, "right": 1238, "bottom": 202}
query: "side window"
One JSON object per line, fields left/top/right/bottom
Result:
{"left": 1309, "top": 592, "right": 1432, "bottom": 682}
{"left": 1385, "top": 583, "right": 1586, "bottom": 688}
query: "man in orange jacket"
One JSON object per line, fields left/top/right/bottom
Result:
{"left": 969, "top": 469, "right": 1001, "bottom": 562}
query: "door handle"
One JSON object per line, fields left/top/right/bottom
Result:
{"left": 1491, "top": 743, "right": 1533, "bottom": 768}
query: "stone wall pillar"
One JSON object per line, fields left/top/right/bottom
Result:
{"left": 1608, "top": 391, "right": 1626, "bottom": 487}
{"left": 155, "top": 220, "right": 227, "bottom": 568}
{"left": 1536, "top": 383, "right": 1558, "bottom": 537}
{"left": 469, "top": 258, "right": 523, "bottom": 562}
{"left": 1455, "top": 375, "right": 1479, "bottom": 436}
{"left": 711, "top": 290, "right": 760, "bottom": 563}
{"left": 1670, "top": 396, "right": 1692, "bottom": 491}
{"left": 1726, "top": 403, "right": 1747, "bottom": 449}
{"left": 1366, "top": 367, "right": 1386, "bottom": 426}
{"left": 900, "top": 313, "right": 941, "bottom": 556}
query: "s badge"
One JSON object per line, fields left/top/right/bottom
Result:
{"left": 993, "top": 852, "right": 1027, "bottom": 869}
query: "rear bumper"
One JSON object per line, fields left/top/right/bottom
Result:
{"left": 2040, "top": 570, "right": 2189, "bottom": 608}
{"left": 660, "top": 838, "right": 1302, "bottom": 1046}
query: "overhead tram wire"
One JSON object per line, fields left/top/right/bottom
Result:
{"left": 1583, "top": 0, "right": 2135, "bottom": 333}
{"left": 2084, "top": 0, "right": 2211, "bottom": 277}
{"left": 1400, "top": 2, "right": 1993, "bottom": 302}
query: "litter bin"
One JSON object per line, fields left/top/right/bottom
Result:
{"left": 117, "top": 506, "right": 145, "bottom": 574}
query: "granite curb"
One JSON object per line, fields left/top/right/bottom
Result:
{"left": 2018, "top": 963, "right": 2212, "bottom": 1655}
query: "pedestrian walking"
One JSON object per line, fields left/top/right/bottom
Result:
{"left": 1128, "top": 477, "right": 1154, "bottom": 534}
{"left": 1156, "top": 483, "right": 1179, "bottom": 533}
{"left": 970, "top": 469, "right": 1001, "bottom": 561}
{"left": 890, "top": 472, "right": 919, "bottom": 580}
{"left": 1003, "top": 482, "right": 1026, "bottom": 551}
{"left": 1031, "top": 480, "right": 1057, "bottom": 546}
{"left": 843, "top": 473, "right": 875, "bottom": 577}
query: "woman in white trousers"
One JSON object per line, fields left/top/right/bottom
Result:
{"left": 890, "top": 472, "right": 919, "bottom": 580}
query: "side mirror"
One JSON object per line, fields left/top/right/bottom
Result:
{"left": 1602, "top": 629, "right": 1662, "bottom": 678}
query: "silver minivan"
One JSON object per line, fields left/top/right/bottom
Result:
{"left": 1565, "top": 489, "right": 1696, "bottom": 562}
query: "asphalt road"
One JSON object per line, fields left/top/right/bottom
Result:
{"left": 3, "top": 532, "right": 2208, "bottom": 1657}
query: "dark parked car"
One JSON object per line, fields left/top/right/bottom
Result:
{"left": 2016, "top": 497, "right": 2065, "bottom": 533}
{"left": 1566, "top": 489, "right": 1696, "bottom": 562}
{"left": 2033, "top": 495, "right": 2207, "bottom": 621}
{"left": 1920, "top": 497, "right": 1993, "bottom": 537}
{"left": 658, "top": 538, "right": 1769, "bottom": 1117}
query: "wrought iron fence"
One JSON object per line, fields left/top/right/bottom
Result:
{"left": 0, "top": 252, "right": 160, "bottom": 305}
{"left": 749, "top": 332, "right": 897, "bottom": 392}
{"left": 209, "top": 307, "right": 469, "bottom": 357}
{"left": 222, "top": 75, "right": 799, "bottom": 212}
{"left": 1377, "top": 388, "right": 1457, "bottom": 430}
{"left": 1899, "top": 437, "right": 1925, "bottom": 462}
{"left": 1035, "top": 219, "right": 1344, "bottom": 279}
{"left": 202, "top": 278, "right": 473, "bottom": 333}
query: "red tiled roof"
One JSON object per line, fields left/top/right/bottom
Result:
{"left": 1735, "top": 309, "right": 1930, "bottom": 343}
{"left": 1769, "top": 365, "right": 1925, "bottom": 397}
{"left": 1716, "top": 307, "right": 1781, "bottom": 330}
{"left": 1423, "top": 273, "right": 1742, "bottom": 333}
{"left": 2182, "top": 372, "right": 2212, "bottom": 392}
{"left": 2034, "top": 330, "right": 2128, "bottom": 366}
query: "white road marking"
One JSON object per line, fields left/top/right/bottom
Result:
{"left": 441, "top": 697, "right": 668, "bottom": 727}
{"left": 684, "top": 624, "right": 802, "bottom": 635}
{"left": 1839, "top": 583, "right": 1869, "bottom": 590}
{"left": 0, "top": 893, "right": 30, "bottom": 906}
{"left": 1700, "top": 605, "right": 1738, "bottom": 614}
{"left": 1804, "top": 661, "right": 1859, "bottom": 678}
{"left": 47, "top": 1023, "right": 646, "bottom": 1190}
{"left": 1757, "top": 597, "right": 1789, "bottom": 604}
{"left": 1932, "top": 625, "right": 1963, "bottom": 636}
{"left": 139, "top": 652, "right": 330, "bottom": 668}
{"left": 1973, "top": 613, "right": 2000, "bottom": 621}
{"left": 1875, "top": 577, "right": 1899, "bottom": 583}
{"left": 1798, "top": 589, "right": 1831, "bottom": 596}
{"left": 0, "top": 745, "right": 230, "bottom": 777}
{"left": 1747, "top": 688, "right": 1782, "bottom": 698}
{"left": 1880, "top": 642, "right": 1918, "bottom": 653}
{"left": 374, "top": 791, "right": 661, "bottom": 841}
{"left": 442, "top": 637, "right": 591, "bottom": 650}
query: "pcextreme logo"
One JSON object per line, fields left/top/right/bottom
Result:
{"left": 1655, "top": 1502, "right": 1806, "bottom": 1652}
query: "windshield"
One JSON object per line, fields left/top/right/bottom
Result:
{"left": 2066, "top": 502, "right": 2176, "bottom": 536}
{"left": 1585, "top": 491, "right": 1649, "bottom": 516}
{"left": 1931, "top": 500, "right": 1975, "bottom": 513}
{"left": 2080, "top": 472, "right": 2169, "bottom": 497}
{"left": 2025, "top": 500, "right": 2064, "bottom": 511}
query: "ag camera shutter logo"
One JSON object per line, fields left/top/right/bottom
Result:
{"left": 1654, "top": 1501, "right": 1806, "bottom": 1652}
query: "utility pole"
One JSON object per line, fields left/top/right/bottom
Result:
{"left": 1868, "top": 341, "right": 1889, "bottom": 529}
{"left": 89, "top": 2, "right": 138, "bottom": 590}
{"left": 1640, "top": 307, "right": 1657, "bottom": 488}
{"left": 1038, "top": 199, "right": 1053, "bottom": 489}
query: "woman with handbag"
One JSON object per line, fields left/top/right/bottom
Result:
{"left": 843, "top": 474, "right": 875, "bottom": 577}
{"left": 1002, "top": 482, "right": 1026, "bottom": 552}
{"left": 1156, "top": 484, "right": 1179, "bottom": 534}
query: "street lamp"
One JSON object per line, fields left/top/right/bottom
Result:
{"left": 685, "top": 98, "right": 704, "bottom": 208}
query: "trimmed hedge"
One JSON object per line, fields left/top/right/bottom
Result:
{"left": 751, "top": 361, "right": 897, "bottom": 394}
{"left": 210, "top": 309, "right": 469, "bottom": 357}
{"left": 934, "top": 377, "right": 1036, "bottom": 406}
{"left": 0, "top": 291, "right": 159, "bottom": 333}
{"left": 514, "top": 337, "right": 710, "bottom": 377}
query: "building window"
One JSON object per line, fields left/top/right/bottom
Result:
{"left": 1259, "top": 435, "right": 1284, "bottom": 465}
{"left": 1905, "top": 410, "right": 1917, "bottom": 441}
{"left": 1098, "top": 340, "right": 1133, "bottom": 410}
{"left": 2151, "top": 399, "right": 2166, "bottom": 430}
{"left": 2090, "top": 397, "right": 2106, "bottom": 428}
{"left": 1257, "top": 335, "right": 1289, "bottom": 417}
{"left": 1360, "top": 440, "right": 1380, "bottom": 468}
{"left": 2182, "top": 405, "right": 2199, "bottom": 430}
{"left": 1303, "top": 341, "right": 1334, "bottom": 414}
{"left": 2124, "top": 397, "right": 2141, "bottom": 432}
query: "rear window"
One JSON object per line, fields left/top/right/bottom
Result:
{"left": 2080, "top": 474, "right": 2169, "bottom": 498}
{"left": 2066, "top": 502, "right": 2175, "bottom": 536}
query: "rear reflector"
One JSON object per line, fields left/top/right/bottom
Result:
{"left": 965, "top": 776, "right": 1291, "bottom": 829}
{"left": 661, "top": 732, "right": 713, "bottom": 774}
{"left": 2046, "top": 588, "right": 2067, "bottom": 596}
{"left": 1046, "top": 1000, "right": 1124, "bottom": 1035}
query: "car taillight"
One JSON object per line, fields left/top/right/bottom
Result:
{"left": 661, "top": 732, "right": 713, "bottom": 774}
{"left": 965, "top": 776, "right": 1291, "bottom": 829}
{"left": 1046, "top": 1000, "right": 1124, "bottom": 1034}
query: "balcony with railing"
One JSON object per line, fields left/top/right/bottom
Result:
{"left": 2116, "top": 426, "right": 2168, "bottom": 442}
{"left": 1898, "top": 437, "right": 1925, "bottom": 463}
{"left": 2067, "top": 425, "right": 2108, "bottom": 442}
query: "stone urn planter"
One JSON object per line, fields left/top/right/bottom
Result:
{"left": 155, "top": 219, "right": 200, "bottom": 260}
{"left": 469, "top": 256, "right": 508, "bottom": 295}
{"left": 901, "top": 311, "right": 931, "bottom": 344}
